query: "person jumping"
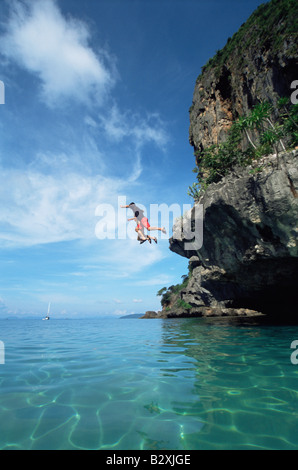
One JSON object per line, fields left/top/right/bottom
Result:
{"left": 128, "top": 216, "right": 157, "bottom": 244}
{"left": 120, "top": 202, "right": 166, "bottom": 244}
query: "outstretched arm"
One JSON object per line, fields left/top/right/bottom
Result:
{"left": 120, "top": 205, "right": 129, "bottom": 208}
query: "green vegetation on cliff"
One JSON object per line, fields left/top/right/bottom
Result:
{"left": 188, "top": 0, "right": 298, "bottom": 201}
{"left": 157, "top": 275, "right": 191, "bottom": 311}
{"left": 200, "top": 0, "right": 298, "bottom": 79}
{"left": 188, "top": 99, "right": 298, "bottom": 201}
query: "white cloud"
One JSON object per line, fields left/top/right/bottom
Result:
{"left": 100, "top": 239, "right": 165, "bottom": 278}
{"left": 0, "top": 165, "right": 125, "bottom": 247}
{"left": 133, "top": 298, "right": 143, "bottom": 303}
{"left": 97, "top": 104, "right": 169, "bottom": 181}
{"left": 74, "top": 238, "right": 166, "bottom": 282}
{"left": 1, "top": 0, "right": 115, "bottom": 106}
{"left": 98, "top": 104, "right": 168, "bottom": 149}
{"left": 135, "top": 274, "right": 174, "bottom": 286}
{"left": 0, "top": 163, "right": 170, "bottom": 275}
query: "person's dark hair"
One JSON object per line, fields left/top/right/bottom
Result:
{"left": 129, "top": 202, "right": 135, "bottom": 206}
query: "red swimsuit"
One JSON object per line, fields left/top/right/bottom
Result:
{"left": 136, "top": 217, "right": 150, "bottom": 230}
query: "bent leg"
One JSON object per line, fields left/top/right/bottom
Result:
{"left": 137, "top": 228, "right": 147, "bottom": 241}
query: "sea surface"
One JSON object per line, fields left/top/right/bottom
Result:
{"left": 0, "top": 316, "right": 297, "bottom": 450}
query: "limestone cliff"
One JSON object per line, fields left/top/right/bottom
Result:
{"left": 189, "top": 0, "right": 298, "bottom": 155}
{"left": 143, "top": 0, "right": 298, "bottom": 321}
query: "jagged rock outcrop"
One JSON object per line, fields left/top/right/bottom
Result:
{"left": 189, "top": 0, "right": 298, "bottom": 155}
{"left": 166, "top": 151, "right": 298, "bottom": 319}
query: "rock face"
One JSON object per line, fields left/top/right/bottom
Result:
{"left": 189, "top": 0, "right": 298, "bottom": 155}
{"left": 143, "top": 0, "right": 298, "bottom": 321}
{"left": 168, "top": 151, "right": 298, "bottom": 319}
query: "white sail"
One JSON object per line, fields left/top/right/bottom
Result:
{"left": 43, "top": 302, "right": 51, "bottom": 320}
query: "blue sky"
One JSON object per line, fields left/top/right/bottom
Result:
{"left": 0, "top": 0, "right": 268, "bottom": 318}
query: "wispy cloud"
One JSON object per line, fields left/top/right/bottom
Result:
{"left": 72, "top": 239, "right": 167, "bottom": 285}
{"left": 98, "top": 239, "right": 166, "bottom": 278}
{"left": 0, "top": 166, "right": 125, "bottom": 247}
{"left": 96, "top": 104, "right": 169, "bottom": 181}
{"left": 1, "top": 0, "right": 115, "bottom": 106}
{"left": 135, "top": 274, "right": 174, "bottom": 286}
{"left": 98, "top": 104, "right": 168, "bottom": 149}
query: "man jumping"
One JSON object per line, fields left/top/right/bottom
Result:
{"left": 120, "top": 202, "right": 166, "bottom": 244}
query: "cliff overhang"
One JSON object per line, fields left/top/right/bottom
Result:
{"left": 164, "top": 151, "right": 298, "bottom": 320}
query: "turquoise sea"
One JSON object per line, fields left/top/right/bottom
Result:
{"left": 0, "top": 316, "right": 297, "bottom": 450}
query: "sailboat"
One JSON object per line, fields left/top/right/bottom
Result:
{"left": 43, "top": 302, "right": 51, "bottom": 320}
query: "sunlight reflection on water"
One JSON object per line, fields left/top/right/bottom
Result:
{"left": 0, "top": 317, "right": 297, "bottom": 450}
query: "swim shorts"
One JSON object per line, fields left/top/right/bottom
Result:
{"left": 141, "top": 217, "right": 150, "bottom": 229}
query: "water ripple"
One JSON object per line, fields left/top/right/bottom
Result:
{"left": 0, "top": 317, "right": 297, "bottom": 449}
